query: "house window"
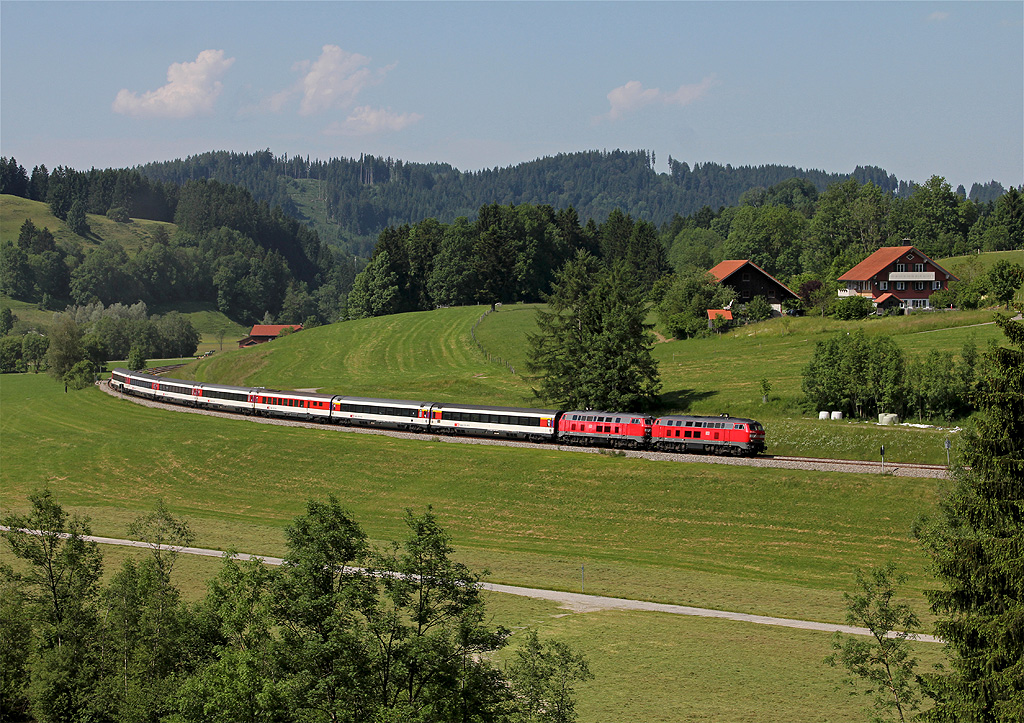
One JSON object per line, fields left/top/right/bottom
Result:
{"left": 932, "top": 281, "right": 942, "bottom": 290}
{"left": 914, "top": 281, "right": 925, "bottom": 291}
{"left": 879, "top": 281, "right": 888, "bottom": 291}
{"left": 896, "top": 263, "right": 907, "bottom": 273}
{"left": 914, "top": 263, "right": 925, "bottom": 273}
{"left": 896, "top": 282, "right": 906, "bottom": 291}
{"left": 912, "top": 299, "right": 928, "bottom": 308}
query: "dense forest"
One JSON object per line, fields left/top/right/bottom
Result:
{"left": 131, "top": 149, "right": 1009, "bottom": 256}
{"left": 1, "top": 153, "right": 1021, "bottom": 333}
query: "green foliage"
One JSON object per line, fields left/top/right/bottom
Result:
{"left": 45, "top": 314, "right": 83, "bottom": 380}
{"left": 0, "top": 567, "right": 32, "bottom": 720}
{"left": 21, "top": 332, "right": 48, "bottom": 372}
{"left": 803, "top": 330, "right": 976, "bottom": 421}
{"left": 915, "top": 309, "right": 1024, "bottom": 721}
{"left": 834, "top": 294, "right": 876, "bottom": 320}
{"left": 803, "top": 331, "right": 908, "bottom": 418}
{"left": 742, "top": 295, "right": 773, "bottom": 323}
{"left": 824, "top": 562, "right": 922, "bottom": 723}
{"left": 127, "top": 345, "right": 147, "bottom": 371}
{"left": 986, "top": 259, "right": 1024, "bottom": 308}
{"left": 723, "top": 204, "right": 808, "bottom": 279}
{"left": 528, "top": 252, "right": 661, "bottom": 411}
{"left": 1, "top": 489, "right": 105, "bottom": 723}
{"left": 63, "top": 360, "right": 95, "bottom": 390}
{"left": 658, "top": 269, "right": 736, "bottom": 339}
{"left": 505, "top": 629, "right": 593, "bottom": 723}
{"left": 105, "top": 206, "right": 130, "bottom": 223}
{"left": 0, "top": 306, "right": 15, "bottom": 335}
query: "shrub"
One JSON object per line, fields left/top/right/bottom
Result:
{"left": 833, "top": 295, "right": 874, "bottom": 320}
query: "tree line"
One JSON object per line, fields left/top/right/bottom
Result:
{"left": 801, "top": 329, "right": 983, "bottom": 421}
{"left": 125, "top": 149, "right": 1013, "bottom": 259}
{"left": 1, "top": 496, "right": 591, "bottom": 723}
{"left": 661, "top": 176, "right": 1023, "bottom": 285}
{"left": 346, "top": 205, "right": 668, "bottom": 319}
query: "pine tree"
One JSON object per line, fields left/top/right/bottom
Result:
{"left": 527, "top": 251, "right": 661, "bottom": 411}
{"left": 915, "top": 308, "right": 1024, "bottom": 721}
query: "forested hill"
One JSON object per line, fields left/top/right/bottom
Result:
{"left": 135, "top": 149, "right": 935, "bottom": 255}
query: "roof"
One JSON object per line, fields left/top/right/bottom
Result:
{"left": 707, "top": 309, "right": 733, "bottom": 320}
{"left": 707, "top": 260, "right": 749, "bottom": 282}
{"left": 707, "top": 259, "right": 800, "bottom": 299}
{"left": 837, "top": 246, "right": 957, "bottom": 282}
{"left": 875, "top": 292, "right": 898, "bottom": 304}
{"left": 248, "top": 324, "right": 302, "bottom": 337}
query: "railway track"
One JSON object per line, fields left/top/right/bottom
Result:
{"left": 767, "top": 455, "right": 950, "bottom": 475}
{"left": 100, "top": 381, "right": 950, "bottom": 479}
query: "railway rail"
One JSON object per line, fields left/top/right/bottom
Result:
{"left": 100, "top": 380, "right": 950, "bottom": 479}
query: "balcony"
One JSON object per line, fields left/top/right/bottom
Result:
{"left": 889, "top": 271, "right": 935, "bottom": 281}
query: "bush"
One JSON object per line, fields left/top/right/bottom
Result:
{"left": 63, "top": 360, "right": 95, "bottom": 390}
{"left": 105, "top": 207, "right": 130, "bottom": 223}
{"left": 742, "top": 295, "right": 773, "bottom": 323}
{"left": 833, "top": 295, "right": 874, "bottom": 320}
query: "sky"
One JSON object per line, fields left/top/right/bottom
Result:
{"left": 2, "top": 1, "right": 1022, "bottom": 191}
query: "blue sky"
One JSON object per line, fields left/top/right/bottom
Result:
{"left": 2, "top": 1, "right": 1021, "bottom": 190}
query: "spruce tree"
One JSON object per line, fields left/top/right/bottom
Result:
{"left": 527, "top": 251, "right": 661, "bottom": 411}
{"left": 916, "top": 308, "right": 1024, "bottom": 721}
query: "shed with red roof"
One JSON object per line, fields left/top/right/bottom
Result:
{"left": 238, "top": 324, "right": 303, "bottom": 348}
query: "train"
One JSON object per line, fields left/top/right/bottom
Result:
{"left": 109, "top": 368, "right": 767, "bottom": 457}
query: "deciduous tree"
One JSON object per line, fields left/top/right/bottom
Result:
{"left": 824, "top": 562, "right": 922, "bottom": 723}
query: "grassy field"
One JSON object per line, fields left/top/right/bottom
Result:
{"left": 1, "top": 370, "right": 947, "bottom": 721}
{"left": 229, "top": 302, "right": 1002, "bottom": 465}
{"left": 0, "top": 529, "right": 943, "bottom": 723}
{"left": 0, "top": 194, "right": 174, "bottom": 255}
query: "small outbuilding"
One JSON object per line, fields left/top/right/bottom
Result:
{"left": 238, "top": 324, "right": 303, "bottom": 348}
{"left": 707, "top": 309, "right": 733, "bottom": 331}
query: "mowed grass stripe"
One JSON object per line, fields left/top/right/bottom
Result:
{"left": 182, "top": 305, "right": 535, "bottom": 405}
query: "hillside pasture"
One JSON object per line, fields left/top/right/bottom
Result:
{"left": 0, "top": 194, "right": 173, "bottom": 256}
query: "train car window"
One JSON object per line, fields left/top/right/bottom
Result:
{"left": 693, "top": 422, "right": 703, "bottom": 428}
{"left": 734, "top": 424, "right": 744, "bottom": 430}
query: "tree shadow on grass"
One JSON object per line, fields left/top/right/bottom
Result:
{"left": 656, "top": 388, "right": 718, "bottom": 413}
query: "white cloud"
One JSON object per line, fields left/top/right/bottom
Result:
{"left": 264, "top": 45, "right": 392, "bottom": 116}
{"left": 602, "top": 75, "right": 717, "bottom": 121}
{"left": 605, "top": 81, "right": 661, "bottom": 121}
{"left": 112, "top": 50, "right": 235, "bottom": 119}
{"left": 928, "top": 11, "right": 950, "bottom": 22}
{"left": 323, "top": 106, "right": 424, "bottom": 136}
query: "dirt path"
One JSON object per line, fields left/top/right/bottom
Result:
{"left": 2, "top": 527, "right": 939, "bottom": 644}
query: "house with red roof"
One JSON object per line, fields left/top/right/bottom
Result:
{"left": 707, "top": 260, "right": 800, "bottom": 314}
{"left": 836, "top": 246, "right": 956, "bottom": 311}
{"left": 238, "top": 324, "right": 302, "bottom": 348}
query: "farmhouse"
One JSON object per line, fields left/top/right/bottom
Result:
{"left": 238, "top": 324, "right": 302, "bottom": 348}
{"left": 837, "top": 245, "right": 957, "bottom": 310}
{"left": 707, "top": 260, "right": 800, "bottom": 314}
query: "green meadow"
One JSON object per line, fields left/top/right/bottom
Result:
{"left": 178, "top": 301, "right": 1004, "bottom": 464}
{"left": 1, "top": 370, "right": 947, "bottom": 721}
{"left": 0, "top": 194, "right": 174, "bottom": 256}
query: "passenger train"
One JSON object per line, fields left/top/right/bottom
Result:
{"left": 109, "top": 368, "right": 767, "bottom": 456}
